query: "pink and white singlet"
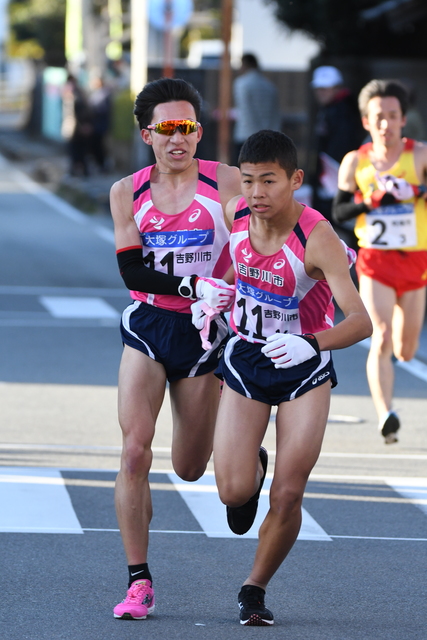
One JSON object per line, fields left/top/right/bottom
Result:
{"left": 229, "top": 199, "right": 335, "bottom": 343}
{"left": 131, "top": 159, "right": 230, "bottom": 313}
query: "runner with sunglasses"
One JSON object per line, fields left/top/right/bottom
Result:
{"left": 110, "top": 77, "right": 241, "bottom": 620}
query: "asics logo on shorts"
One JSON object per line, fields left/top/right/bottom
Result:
{"left": 189, "top": 209, "right": 202, "bottom": 222}
{"left": 312, "top": 371, "right": 329, "bottom": 385}
{"left": 242, "top": 248, "right": 252, "bottom": 263}
{"left": 150, "top": 216, "right": 165, "bottom": 229}
{"left": 217, "top": 346, "right": 225, "bottom": 359}
{"left": 273, "top": 259, "right": 286, "bottom": 269}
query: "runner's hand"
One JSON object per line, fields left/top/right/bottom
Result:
{"left": 376, "top": 174, "right": 414, "bottom": 201}
{"left": 195, "top": 277, "right": 235, "bottom": 311}
{"left": 261, "top": 333, "right": 320, "bottom": 369}
{"left": 190, "top": 300, "right": 219, "bottom": 350}
{"left": 191, "top": 299, "right": 208, "bottom": 330}
{"left": 340, "top": 239, "right": 357, "bottom": 268}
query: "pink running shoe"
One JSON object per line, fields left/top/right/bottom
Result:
{"left": 113, "top": 579, "right": 155, "bottom": 620}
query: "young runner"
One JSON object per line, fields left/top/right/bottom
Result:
{"left": 211, "top": 130, "right": 372, "bottom": 625}
{"left": 333, "top": 79, "right": 427, "bottom": 443}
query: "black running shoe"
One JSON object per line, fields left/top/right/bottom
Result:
{"left": 238, "top": 585, "right": 274, "bottom": 626}
{"left": 227, "top": 447, "right": 268, "bottom": 535}
{"left": 380, "top": 412, "right": 400, "bottom": 444}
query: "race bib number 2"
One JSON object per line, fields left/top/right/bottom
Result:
{"left": 366, "top": 204, "right": 417, "bottom": 249}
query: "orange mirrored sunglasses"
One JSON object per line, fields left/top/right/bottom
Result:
{"left": 147, "top": 119, "right": 201, "bottom": 136}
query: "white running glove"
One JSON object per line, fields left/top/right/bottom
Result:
{"left": 190, "top": 300, "right": 219, "bottom": 350}
{"left": 195, "top": 277, "right": 235, "bottom": 311}
{"left": 376, "top": 173, "right": 414, "bottom": 201}
{"left": 261, "top": 333, "right": 320, "bottom": 369}
{"left": 340, "top": 239, "right": 357, "bottom": 268}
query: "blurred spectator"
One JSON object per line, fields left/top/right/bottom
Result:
{"left": 310, "top": 66, "right": 365, "bottom": 233}
{"left": 401, "top": 80, "right": 425, "bottom": 141}
{"left": 62, "top": 74, "right": 93, "bottom": 177}
{"left": 88, "top": 76, "right": 112, "bottom": 172}
{"left": 232, "top": 53, "right": 281, "bottom": 164}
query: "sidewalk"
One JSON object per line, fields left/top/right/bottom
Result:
{"left": 0, "top": 125, "right": 122, "bottom": 216}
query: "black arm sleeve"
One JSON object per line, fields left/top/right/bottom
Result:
{"left": 117, "top": 248, "right": 187, "bottom": 295}
{"left": 332, "top": 189, "right": 369, "bottom": 224}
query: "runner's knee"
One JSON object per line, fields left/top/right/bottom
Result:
{"left": 269, "top": 484, "right": 304, "bottom": 519}
{"left": 120, "top": 436, "right": 153, "bottom": 476}
{"left": 371, "top": 325, "right": 393, "bottom": 355}
{"left": 394, "top": 339, "right": 418, "bottom": 362}
{"left": 173, "top": 458, "right": 207, "bottom": 483}
{"left": 217, "top": 477, "right": 255, "bottom": 508}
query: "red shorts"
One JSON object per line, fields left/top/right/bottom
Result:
{"left": 356, "top": 248, "right": 427, "bottom": 297}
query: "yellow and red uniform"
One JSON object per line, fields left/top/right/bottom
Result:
{"left": 354, "top": 139, "right": 427, "bottom": 294}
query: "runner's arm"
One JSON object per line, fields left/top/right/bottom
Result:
{"left": 110, "top": 178, "right": 235, "bottom": 300}
{"left": 304, "top": 223, "right": 372, "bottom": 351}
{"left": 110, "top": 178, "right": 187, "bottom": 295}
{"left": 332, "top": 150, "right": 369, "bottom": 223}
{"left": 413, "top": 141, "right": 427, "bottom": 201}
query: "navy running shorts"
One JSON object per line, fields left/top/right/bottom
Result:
{"left": 217, "top": 334, "right": 337, "bottom": 405}
{"left": 120, "top": 300, "right": 229, "bottom": 382}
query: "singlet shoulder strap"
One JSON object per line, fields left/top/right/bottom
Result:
{"left": 133, "top": 165, "right": 152, "bottom": 201}
{"left": 403, "top": 138, "right": 415, "bottom": 151}
{"left": 197, "top": 159, "right": 219, "bottom": 190}
{"left": 234, "top": 197, "right": 250, "bottom": 221}
{"left": 357, "top": 142, "right": 372, "bottom": 159}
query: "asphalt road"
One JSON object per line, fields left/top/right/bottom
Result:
{"left": 0, "top": 153, "right": 426, "bottom": 640}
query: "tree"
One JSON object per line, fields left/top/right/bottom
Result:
{"left": 9, "top": 0, "right": 67, "bottom": 66}
{"left": 264, "top": 0, "right": 427, "bottom": 58}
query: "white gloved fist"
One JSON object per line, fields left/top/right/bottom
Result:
{"left": 261, "top": 333, "right": 320, "bottom": 369}
{"left": 376, "top": 173, "right": 414, "bottom": 201}
{"left": 195, "top": 277, "right": 235, "bottom": 311}
{"left": 191, "top": 299, "right": 208, "bottom": 330}
{"left": 340, "top": 239, "right": 357, "bottom": 269}
{"left": 190, "top": 300, "right": 219, "bottom": 350}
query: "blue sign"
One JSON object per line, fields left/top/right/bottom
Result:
{"left": 237, "top": 279, "right": 299, "bottom": 310}
{"left": 141, "top": 228, "right": 214, "bottom": 248}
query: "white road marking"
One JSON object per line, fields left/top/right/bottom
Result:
{"left": 0, "top": 467, "right": 83, "bottom": 534}
{"left": 7, "top": 162, "right": 115, "bottom": 243}
{"left": 94, "top": 226, "right": 115, "bottom": 244}
{"left": 0, "top": 285, "right": 126, "bottom": 297}
{"left": 385, "top": 477, "right": 427, "bottom": 517}
{"left": 359, "top": 338, "right": 427, "bottom": 382}
{"left": 39, "top": 296, "right": 120, "bottom": 319}
{"left": 168, "top": 473, "right": 332, "bottom": 541}
{"left": 1, "top": 466, "right": 426, "bottom": 538}
{"left": 81, "top": 528, "right": 427, "bottom": 541}
{"left": 330, "top": 535, "right": 427, "bottom": 541}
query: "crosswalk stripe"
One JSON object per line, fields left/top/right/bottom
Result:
{"left": 39, "top": 296, "right": 120, "bottom": 319}
{"left": 0, "top": 467, "right": 83, "bottom": 534}
{"left": 168, "top": 473, "right": 332, "bottom": 541}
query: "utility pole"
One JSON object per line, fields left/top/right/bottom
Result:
{"left": 130, "top": 0, "right": 148, "bottom": 97}
{"left": 217, "top": 0, "right": 233, "bottom": 164}
{"left": 163, "top": 0, "right": 174, "bottom": 78}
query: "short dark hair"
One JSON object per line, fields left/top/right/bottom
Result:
{"left": 134, "top": 77, "right": 202, "bottom": 130}
{"left": 238, "top": 130, "right": 298, "bottom": 178}
{"left": 358, "top": 79, "right": 409, "bottom": 117}
{"left": 241, "top": 53, "right": 259, "bottom": 69}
